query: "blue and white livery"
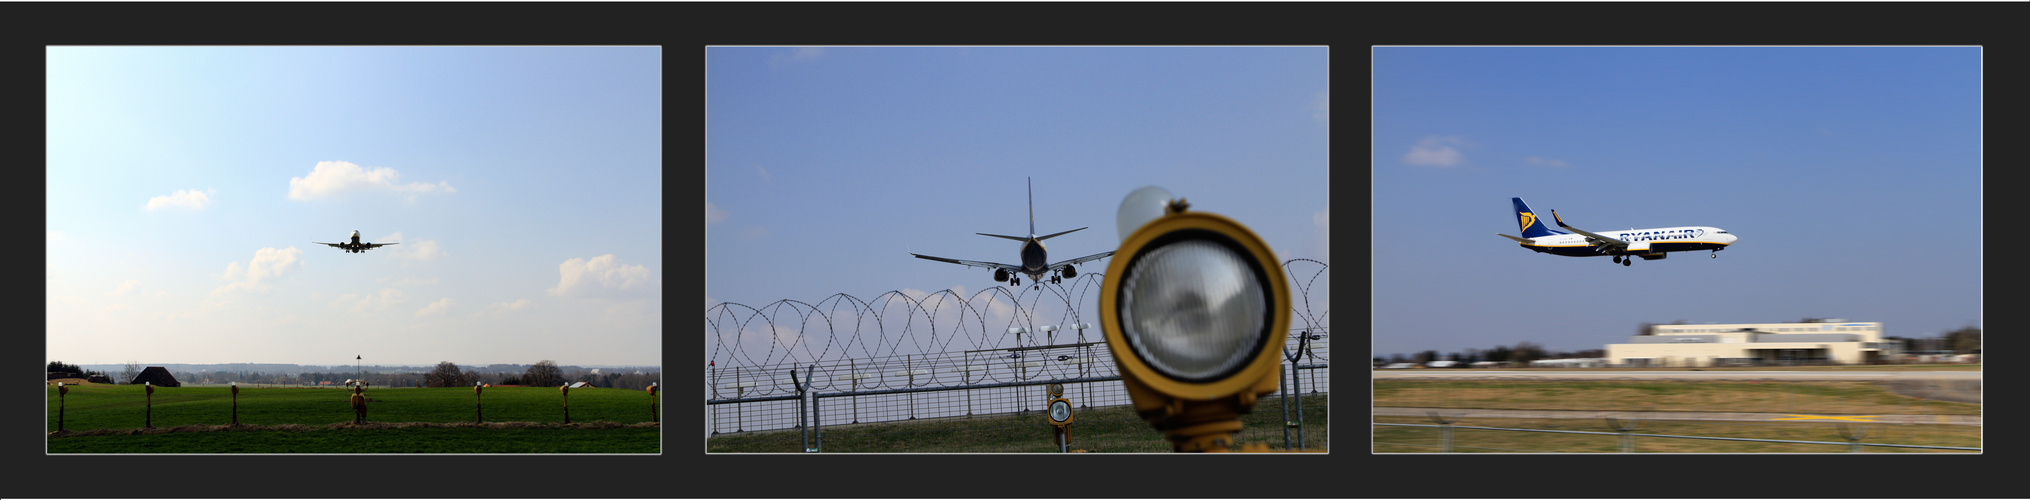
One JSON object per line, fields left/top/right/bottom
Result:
{"left": 1497, "top": 198, "right": 1736, "bottom": 267}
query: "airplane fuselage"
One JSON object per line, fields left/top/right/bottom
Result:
{"left": 1517, "top": 226, "right": 1736, "bottom": 257}
{"left": 909, "top": 177, "right": 1114, "bottom": 287}
{"left": 316, "top": 229, "right": 396, "bottom": 254}
{"left": 1020, "top": 239, "right": 1048, "bottom": 276}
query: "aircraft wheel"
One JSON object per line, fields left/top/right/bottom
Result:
{"left": 1613, "top": 255, "right": 1622, "bottom": 264}
{"left": 1622, "top": 259, "right": 1631, "bottom": 267}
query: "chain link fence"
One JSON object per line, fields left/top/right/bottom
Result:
{"left": 706, "top": 260, "right": 1327, "bottom": 452}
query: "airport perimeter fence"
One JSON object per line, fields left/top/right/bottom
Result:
{"left": 706, "top": 332, "right": 1329, "bottom": 452}
{"left": 705, "top": 260, "right": 1329, "bottom": 452}
{"left": 1372, "top": 375, "right": 1981, "bottom": 453}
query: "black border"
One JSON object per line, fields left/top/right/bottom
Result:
{"left": 12, "top": 1, "right": 2020, "bottom": 499}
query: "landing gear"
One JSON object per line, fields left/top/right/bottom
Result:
{"left": 1622, "top": 258, "right": 1631, "bottom": 267}
{"left": 1613, "top": 255, "right": 1622, "bottom": 264}
{"left": 1711, "top": 250, "right": 1719, "bottom": 259}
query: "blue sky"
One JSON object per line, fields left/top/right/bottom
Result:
{"left": 47, "top": 47, "right": 662, "bottom": 367}
{"left": 1372, "top": 46, "right": 1981, "bottom": 359}
{"left": 705, "top": 47, "right": 1329, "bottom": 365}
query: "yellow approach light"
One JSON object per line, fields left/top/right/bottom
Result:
{"left": 1100, "top": 185, "right": 1290, "bottom": 452}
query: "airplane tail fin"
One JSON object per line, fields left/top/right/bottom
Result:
{"left": 1512, "top": 197, "right": 1563, "bottom": 238}
{"left": 1027, "top": 177, "right": 1035, "bottom": 237}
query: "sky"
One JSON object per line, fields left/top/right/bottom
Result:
{"left": 1372, "top": 46, "right": 1981, "bottom": 359}
{"left": 705, "top": 47, "right": 1330, "bottom": 367}
{"left": 47, "top": 47, "right": 663, "bottom": 367}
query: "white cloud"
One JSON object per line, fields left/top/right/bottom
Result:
{"left": 477, "top": 298, "right": 535, "bottom": 317}
{"left": 769, "top": 47, "right": 826, "bottom": 69}
{"left": 335, "top": 288, "right": 406, "bottom": 313}
{"left": 1526, "top": 156, "right": 1572, "bottom": 168}
{"left": 110, "top": 279, "right": 140, "bottom": 296}
{"left": 755, "top": 164, "right": 772, "bottom": 183}
{"left": 547, "top": 254, "right": 655, "bottom": 299}
{"left": 287, "top": 161, "right": 455, "bottom": 201}
{"left": 145, "top": 189, "right": 214, "bottom": 211}
{"left": 416, "top": 298, "right": 452, "bottom": 317}
{"left": 384, "top": 276, "right": 439, "bottom": 287}
{"left": 402, "top": 240, "right": 446, "bottom": 261}
{"left": 1404, "top": 136, "right": 1469, "bottom": 168}
{"left": 211, "top": 247, "right": 304, "bottom": 296}
{"left": 705, "top": 200, "right": 729, "bottom": 225}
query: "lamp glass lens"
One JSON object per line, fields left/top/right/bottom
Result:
{"left": 1120, "top": 239, "right": 1266, "bottom": 381}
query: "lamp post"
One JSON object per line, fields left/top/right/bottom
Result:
{"left": 474, "top": 381, "right": 485, "bottom": 423}
{"left": 144, "top": 381, "right": 154, "bottom": 428}
{"left": 230, "top": 382, "right": 240, "bottom": 426}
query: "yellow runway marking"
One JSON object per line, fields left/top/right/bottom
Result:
{"left": 1772, "top": 414, "right": 1879, "bottom": 422}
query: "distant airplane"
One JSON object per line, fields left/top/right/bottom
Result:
{"left": 315, "top": 230, "right": 399, "bottom": 254}
{"left": 912, "top": 177, "right": 1114, "bottom": 287}
{"left": 1498, "top": 197, "right": 1737, "bottom": 267}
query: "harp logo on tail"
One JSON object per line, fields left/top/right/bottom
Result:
{"left": 1518, "top": 212, "right": 1536, "bottom": 232}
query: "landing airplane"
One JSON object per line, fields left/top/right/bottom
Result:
{"left": 912, "top": 177, "right": 1114, "bottom": 287}
{"left": 1497, "top": 198, "right": 1736, "bottom": 267}
{"left": 315, "top": 230, "right": 399, "bottom": 254}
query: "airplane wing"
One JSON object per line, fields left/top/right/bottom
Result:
{"left": 911, "top": 253, "right": 1023, "bottom": 272}
{"left": 362, "top": 242, "right": 397, "bottom": 251}
{"left": 314, "top": 242, "right": 345, "bottom": 248}
{"left": 1046, "top": 250, "right": 1114, "bottom": 271}
{"left": 1550, "top": 210, "right": 1629, "bottom": 251}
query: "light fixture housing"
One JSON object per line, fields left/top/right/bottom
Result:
{"left": 1101, "top": 209, "right": 1289, "bottom": 401}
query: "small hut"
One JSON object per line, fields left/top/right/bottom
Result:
{"left": 130, "top": 367, "right": 182, "bottom": 387}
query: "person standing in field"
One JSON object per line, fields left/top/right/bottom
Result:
{"left": 350, "top": 385, "right": 367, "bottom": 424}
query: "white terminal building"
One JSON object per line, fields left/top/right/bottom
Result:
{"left": 1605, "top": 319, "right": 1892, "bottom": 367}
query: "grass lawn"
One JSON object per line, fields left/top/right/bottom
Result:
{"left": 47, "top": 384, "right": 661, "bottom": 453}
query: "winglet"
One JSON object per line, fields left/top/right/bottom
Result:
{"left": 1552, "top": 209, "right": 1570, "bottom": 228}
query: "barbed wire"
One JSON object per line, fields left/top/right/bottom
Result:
{"left": 706, "top": 259, "right": 1327, "bottom": 379}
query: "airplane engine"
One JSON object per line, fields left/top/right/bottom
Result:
{"left": 1060, "top": 266, "right": 1076, "bottom": 279}
{"left": 994, "top": 269, "right": 1010, "bottom": 283}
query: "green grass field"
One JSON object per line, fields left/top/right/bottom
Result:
{"left": 46, "top": 384, "right": 661, "bottom": 453}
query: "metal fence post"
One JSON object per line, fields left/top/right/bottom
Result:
{"left": 1607, "top": 417, "right": 1640, "bottom": 453}
{"left": 793, "top": 367, "right": 808, "bottom": 453}
{"left": 1284, "top": 334, "right": 1309, "bottom": 450}
{"left": 812, "top": 391, "right": 824, "bottom": 453}
{"left": 1280, "top": 368, "right": 1292, "bottom": 450}
{"left": 1837, "top": 423, "right": 1869, "bottom": 453}
{"left": 1428, "top": 412, "right": 1460, "bottom": 453}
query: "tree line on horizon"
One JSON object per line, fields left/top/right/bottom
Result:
{"left": 50, "top": 360, "right": 661, "bottom": 390}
